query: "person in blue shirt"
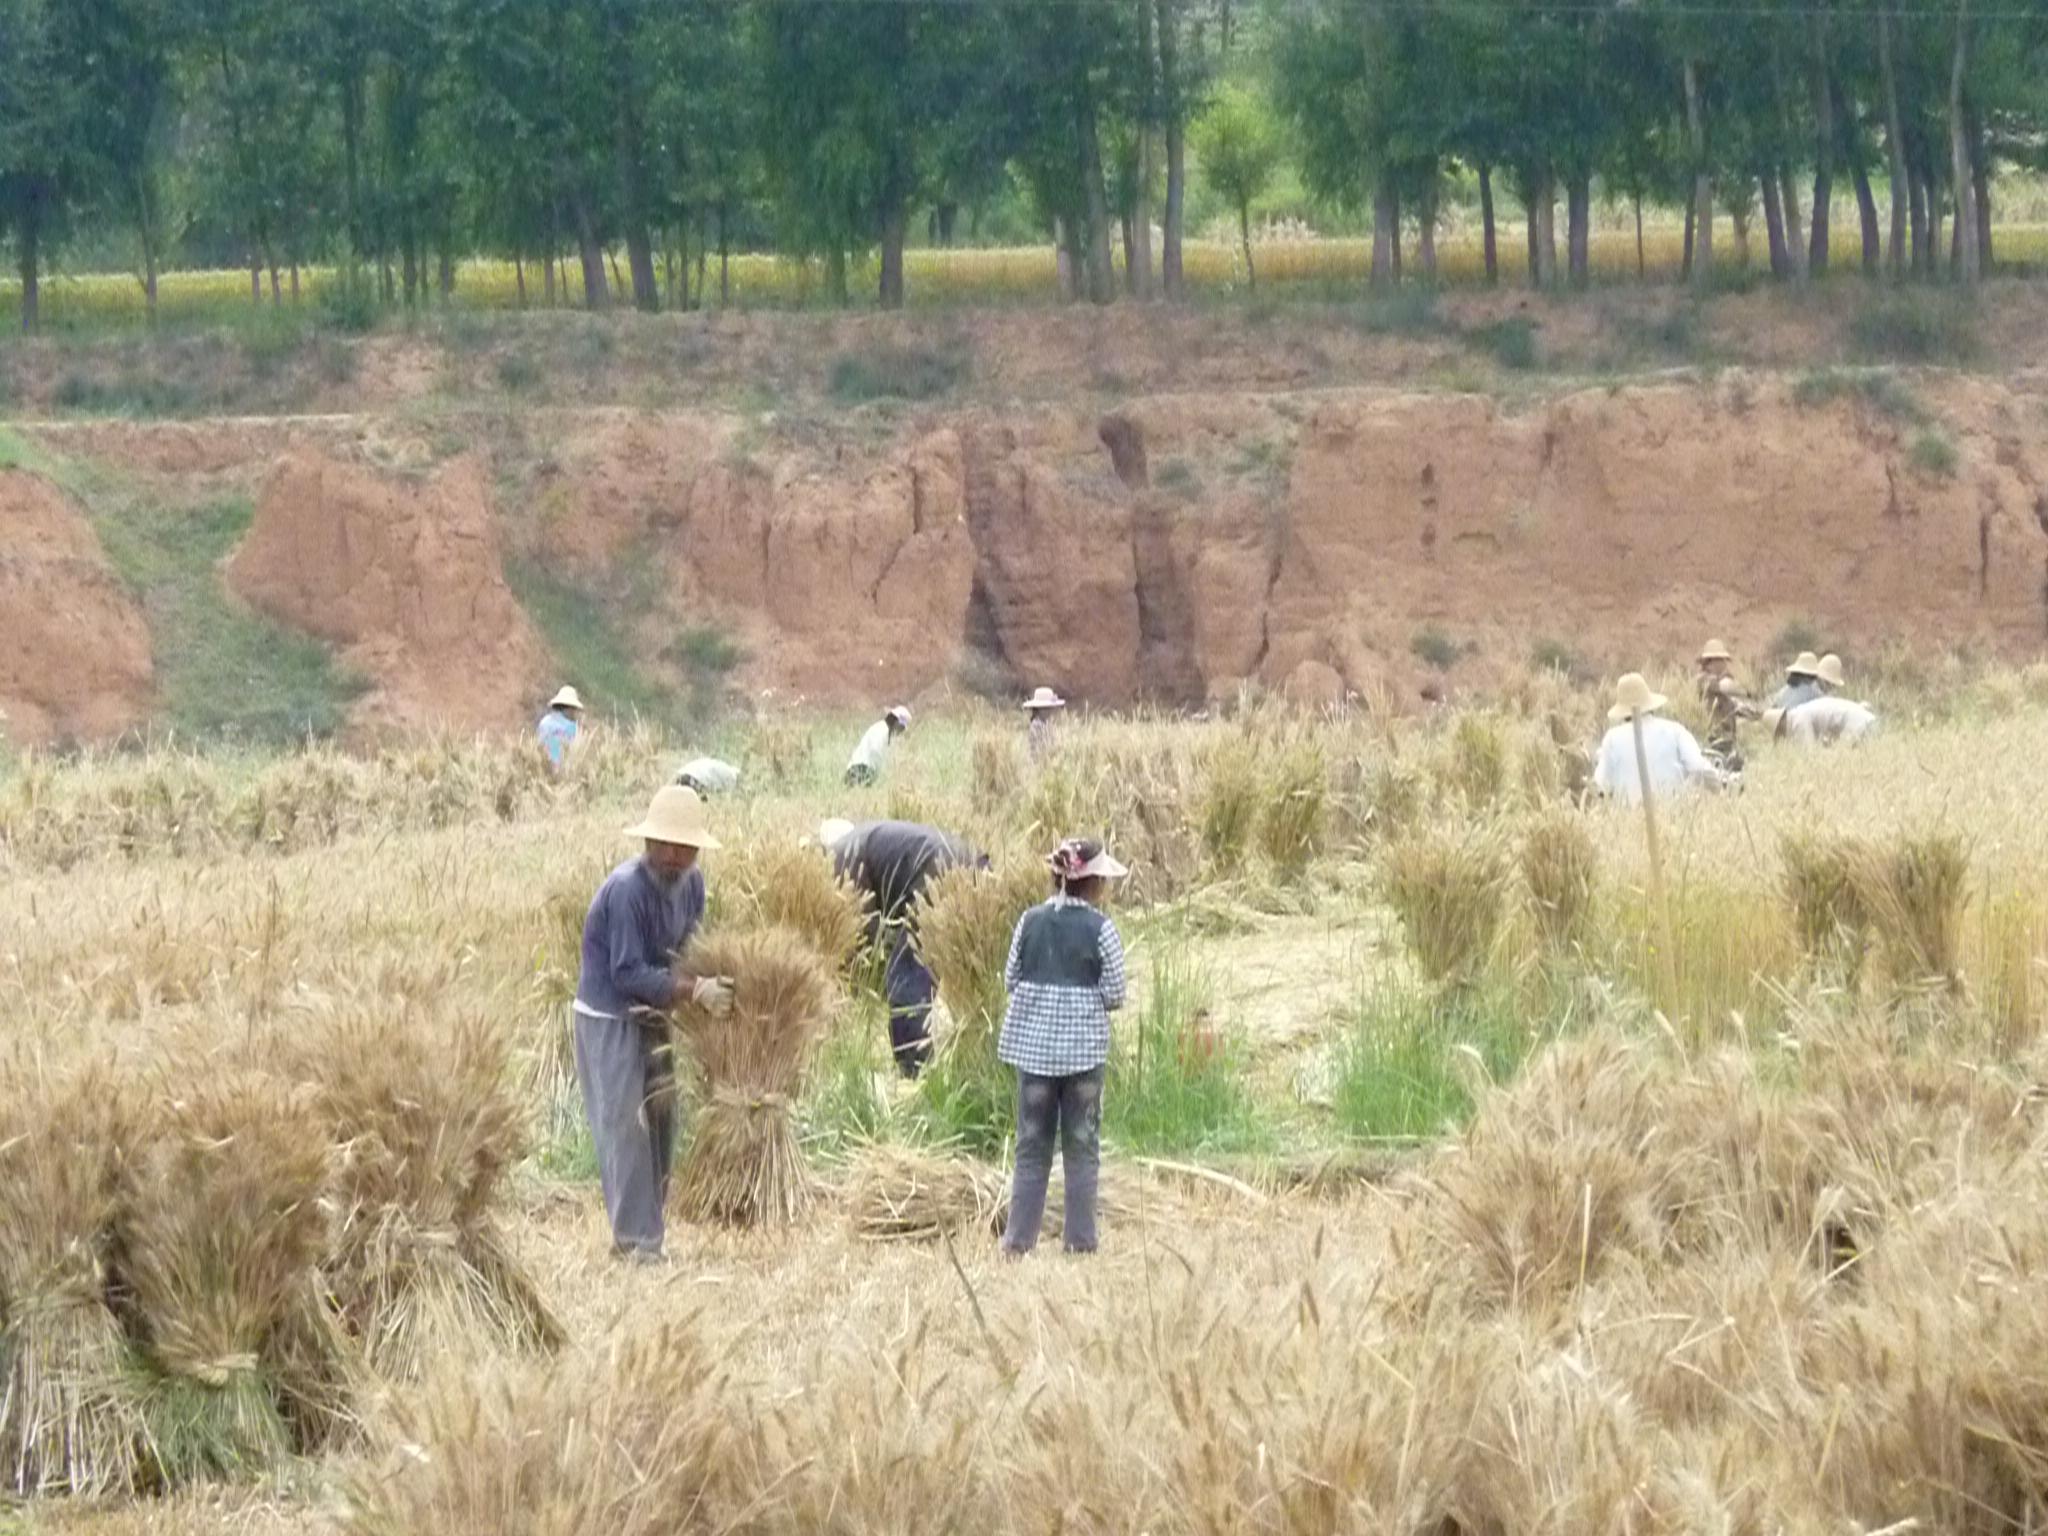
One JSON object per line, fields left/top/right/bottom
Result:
{"left": 574, "top": 784, "right": 733, "bottom": 1263}
{"left": 536, "top": 685, "right": 585, "bottom": 774}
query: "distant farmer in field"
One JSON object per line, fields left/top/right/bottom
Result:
{"left": 999, "top": 838, "right": 1129, "bottom": 1258}
{"left": 819, "top": 816, "right": 987, "bottom": 1077}
{"left": 573, "top": 785, "right": 733, "bottom": 1264}
{"left": 1771, "top": 653, "right": 1825, "bottom": 713}
{"left": 1592, "top": 673, "right": 1725, "bottom": 807}
{"left": 1695, "top": 639, "right": 1757, "bottom": 770}
{"left": 536, "top": 685, "right": 585, "bottom": 775}
{"left": 1022, "top": 687, "right": 1067, "bottom": 762}
{"left": 674, "top": 757, "right": 741, "bottom": 796}
{"left": 844, "top": 706, "right": 911, "bottom": 787}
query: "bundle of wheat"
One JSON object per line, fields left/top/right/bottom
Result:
{"left": 1521, "top": 810, "right": 1599, "bottom": 955}
{"left": 1781, "top": 831, "right": 1873, "bottom": 976}
{"left": 673, "top": 928, "right": 833, "bottom": 1226}
{"left": 1851, "top": 829, "right": 1971, "bottom": 994}
{"left": 1381, "top": 825, "right": 1510, "bottom": 986}
{"left": 344, "top": 1322, "right": 742, "bottom": 1536}
{"left": 843, "top": 1143, "right": 1006, "bottom": 1243}
{"left": 914, "top": 859, "right": 1047, "bottom": 1055}
{"left": 0, "top": 1064, "right": 147, "bottom": 1497}
{"left": 116, "top": 1070, "right": 342, "bottom": 1483}
{"left": 299, "top": 1008, "right": 562, "bottom": 1381}
{"left": 718, "top": 840, "right": 872, "bottom": 968}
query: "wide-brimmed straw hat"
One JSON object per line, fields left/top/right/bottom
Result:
{"left": 1022, "top": 687, "right": 1067, "bottom": 711}
{"left": 886, "top": 705, "right": 913, "bottom": 728}
{"left": 1816, "top": 653, "right": 1845, "bottom": 688}
{"left": 623, "top": 785, "right": 721, "bottom": 849}
{"left": 549, "top": 685, "right": 586, "bottom": 711}
{"left": 815, "top": 817, "right": 856, "bottom": 851}
{"left": 1697, "top": 638, "right": 1733, "bottom": 663}
{"left": 1049, "top": 838, "right": 1129, "bottom": 881}
{"left": 1786, "top": 651, "right": 1821, "bottom": 680}
{"left": 1607, "top": 672, "right": 1668, "bottom": 723}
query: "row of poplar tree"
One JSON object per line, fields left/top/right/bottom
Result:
{"left": 1, "top": 0, "right": 2043, "bottom": 332}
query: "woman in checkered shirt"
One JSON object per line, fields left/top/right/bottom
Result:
{"left": 997, "top": 838, "right": 1129, "bottom": 1256}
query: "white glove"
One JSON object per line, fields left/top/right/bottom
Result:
{"left": 690, "top": 976, "right": 735, "bottom": 1017}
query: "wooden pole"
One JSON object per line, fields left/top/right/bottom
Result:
{"left": 1631, "top": 711, "right": 1679, "bottom": 1014}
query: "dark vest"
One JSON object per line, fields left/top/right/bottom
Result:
{"left": 1012, "top": 900, "right": 1107, "bottom": 988}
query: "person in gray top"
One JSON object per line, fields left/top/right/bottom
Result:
{"left": 574, "top": 786, "right": 733, "bottom": 1264}
{"left": 820, "top": 817, "right": 986, "bottom": 1078}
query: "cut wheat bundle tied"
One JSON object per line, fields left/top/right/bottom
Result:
{"left": 673, "top": 927, "right": 833, "bottom": 1227}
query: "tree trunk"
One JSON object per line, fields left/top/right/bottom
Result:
{"left": 341, "top": 74, "right": 364, "bottom": 265}
{"left": 269, "top": 258, "right": 282, "bottom": 306}
{"left": 1371, "top": 168, "right": 1396, "bottom": 288}
{"left": 402, "top": 232, "right": 418, "bottom": 307}
{"left": 1949, "top": 0, "right": 1979, "bottom": 286}
{"left": 143, "top": 249, "right": 160, "bottom": 326}
{"left": 609, "top": 10, "right": 659, "bottom": 312}
{"left": 1779, "top": 162, "right": 1808, "bottom": 279}
{"left": 1969, "top": 101, "right": 1992, "bottom": 274}
{"left": 1681, "top": 196, "right": 1695, "bottom": 281}
{"left": 1762, "top": 172, "right": 1790, "bottom": 277}
{"left": 825, "top": 245, "right": 848, "bottom": 305}
{"left": 1850, "top": 157, "right": 1881, "bottom": 275}
{"left": 719, "top": 205, "right": 732, "bottom": 305}
{"left": 1079, "top": 98, "right": 1116, "bottom": 304}
{"left": 1389, "top": 182, "right": 1403, "bottom": 283}
{"left": 607, "top": 248, "right": 625, "bottom": 296}
{"left": 1055, "top": 217, "right": 1078, "bottom": 302}
{"left": 1878, "top": 5, "right": 1909, "bottom": 278}
{"left": 1731, "top": 201, "right": 1750, "bottom": 269}
{"left": 1121, "top": 212, "right": 1138, "bottom": 294}
{"left": 1685, "top": 56, "right": 1714, "bottom": 291}
{"left": 439, "top": 239, "right": 455, "bottom": 300}
{"left": 1132, "top": 0, "right": 1156, "bottom": 301}
{"left": 1479, "top": 163, "right": 1498, "bottom": 284}
{"left": 694, "top": 235, "right": 707, "bottom": 312}
{"left": 290, "top": 263, "right": 300, "bottom": 304}
{"left": 879, "top": 190, "right": 908, "bottom": 309}
{"left": 515, "top": 256, "right": 527, "bottom": 308}
{"left": 936, "top": 202, "right": 958, "bottom": 247}
{"left": 1566, "top": 171, "right": 1590, "bottom": 288}
{"left": 1808, "top": 18, "right": 1835, "bottom": 275}
{"left": 543, "top": 253, "right": 556, "bottom": 307}
{"left": 1239, "top": 203, "right": 1256, "bottom": 291}
{"left": 17, "top": 198, "right": 40, "bottom": 334}
{"left": 251, "top": 258, "right": 262, "bottom": 305}
{"left": 1158, "top": 0, "right": 1186, "bottom": 300}
{"left": 1635, "top": 194, "right": 1646, "bottom": 279}
{"left": 1908, "top": 157, "right": 1930, "bottom": 275}
{"left": 1418, "top": 177, "right": 1439, "bottom": 283}
{"left": 572, "top": 186, "right": 610, "bottom": 309}
{"left": 1533, "top": 166, "right": 1557, "bottom": 289}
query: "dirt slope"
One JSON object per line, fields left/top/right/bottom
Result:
{"left": 13, "top": 369, "right": 2048, "bottom": 739}
{"left": 226, "top": 449, "right": 548, "bottom": 733}
{"left": 0, "top": 468, "right": 153, "bottom": 744}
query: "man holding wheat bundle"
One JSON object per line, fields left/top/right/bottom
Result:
{"left": 574, "top": 784, "right": 734, "bottom": 1264}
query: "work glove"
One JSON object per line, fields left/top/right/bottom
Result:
{"left": 690, "top": 975, "right": 736, "bottom": 1017}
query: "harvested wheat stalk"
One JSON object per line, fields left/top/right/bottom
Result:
{"left": 844, "top": 1144, "right": 1006, "bottom": 1243}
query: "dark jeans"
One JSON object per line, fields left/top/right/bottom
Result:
{"left": 884, "top": 929, "right": 935, "bottom": 1078}
{"left": 1001, "top": 1067, "right": 1104, "bottom": 1255}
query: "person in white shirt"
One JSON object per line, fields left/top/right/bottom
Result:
{"left": 844, "top": 705, "right": 911, "bottom": 787}
{"left": 1592, "top": 672, "right": 1726, "bottom": 806}
{"left": 674, "top": 757, "right": 741, "bottom": 795}
{"left": 1781, "top": 695, "right": 1880, "bottom": 745}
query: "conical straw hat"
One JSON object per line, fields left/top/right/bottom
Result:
{"left": 1697, "top": 638, "right": 1733, "bottom": 662}
{"left": 1816, "top": 653, "right": 1845, "bottom": 688}
{"left": 1786, "top": 652, "right": 1821, "bottom": 679}
{"left": 623, "top": 785, "right": 721, "bottom": 849}
{"left": 1607, "top": 672, "right": 1668, "bottom": 723}
{"left": 549, "top": 685, "right": 586, "bottom": 711}
{"left": 1022, "top": 686, "right": 1067, "bottom": 710}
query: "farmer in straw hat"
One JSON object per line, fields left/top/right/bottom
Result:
{"left": 816, "top": 817, "right": 987, "bottom": 1077}
{"left": 999, "top": 837, "right": 1129, "bottom": 1257}
{"left": 1771, "top": 653, "right": 1825, "bottom": 713}
{"left": 536, "top": 685, "right": 585, "bottom": 776}
{"left": 1815, "top": 653, "right": 1846, "bottom": 694}
{"left": 1022, "top": 686, "right": 1066, "bottom": 762}
{"left": 573, "top": 784, "right": 734, "bottom": 1263}
{"left": 1695, "top": 638, "right": 1757, "bottom": 770}
{"left": 1592, "top": 673, "right": 1725, "bottom": 807}
{"left": 845, "top": 705, "right": 911, "bottom": 787}
{"left": 674, "top": 756, "right": 741, "bottom": 796}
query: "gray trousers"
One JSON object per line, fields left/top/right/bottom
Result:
{"left": 572, "top": 1008, "right": 679, "bottom": 1255}
{"left": 1001, "top": 1067, "right": 1105, "bottom": 1255}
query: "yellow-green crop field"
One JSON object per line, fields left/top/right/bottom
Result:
{"left": 7, "top": 225, "right": 2047, "bottom": 329}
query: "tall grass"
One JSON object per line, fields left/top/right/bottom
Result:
{"left": 1329, "top": 977, "right": 1537, "bottom": 1141}
{"left": 1106, "top": 942, "right": 1264, "bottom": 1156}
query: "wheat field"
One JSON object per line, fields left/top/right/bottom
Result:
{"left": 9, "top": 659, "right": 2048, "bottom": 1533}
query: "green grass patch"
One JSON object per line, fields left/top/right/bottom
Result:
{"left": 1346, "top": 288, "right": 1452, "bottom": 338}
{"left": 1467, "top": 316, "right": 1540, "bottom": 371}
{"left": 1908, "top": 428, "right": 1960, "bottom": 479}
{"left": 1106, "top": 944, "right": 1267, "bottom": 1157}
{"left": 1791, "top": 367, "right": 1930, "bottom": 424}
{"left": 1330, "top": 978, "right": 1536, "bottom": 1141}
{"left": 1156, "top": 456, "right": 1202, "bottom": 499}
{"left": 801, "top": 995, "right": 892, "bottom": 1161}
{"left": 827, "top": 342, "right": 970, "bottom": 404}
{"left": 1848, "top": 292, "right": 1979, "bottom": 365}
{"left": 90, "top": 491, "right": 364, "bottom": 742}
{"left": 505, "top": 557, "right": 686, "bottom": 728}
{"left": 1410, "top": 625, "right": 1465, "bottom": 672}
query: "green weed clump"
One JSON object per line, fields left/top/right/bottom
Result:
{"left": 1790, "top": 367, "right": 1929, "bottom": 424}
{"left": 1848, "top": 292, "right": 1979, "bottom": 365}
{"left": 1907, "top": 429, "right": 1959, "bottom": 479}
{"left": 1330, "top": 978, "right": 1532, "bottom": 1141}
{"left": 827, "top": 343, "right": 969, "bottom": 403}
{"left": 1107, "top": 944, "right": 1263, "bottom": 1156}
{"left": 1382, "top": 825, "right": 1509, "bottom": 986}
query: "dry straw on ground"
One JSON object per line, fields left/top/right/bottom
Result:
{"left": 672, "top": 927, "right": 834, "bottom": 1226}
{"left": 842, "top": 1142, "right": 1006, "bottom": 1243}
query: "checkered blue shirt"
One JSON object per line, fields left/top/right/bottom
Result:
{"left": 996, "top": 897, "right": 1128, "bottom": 1078}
